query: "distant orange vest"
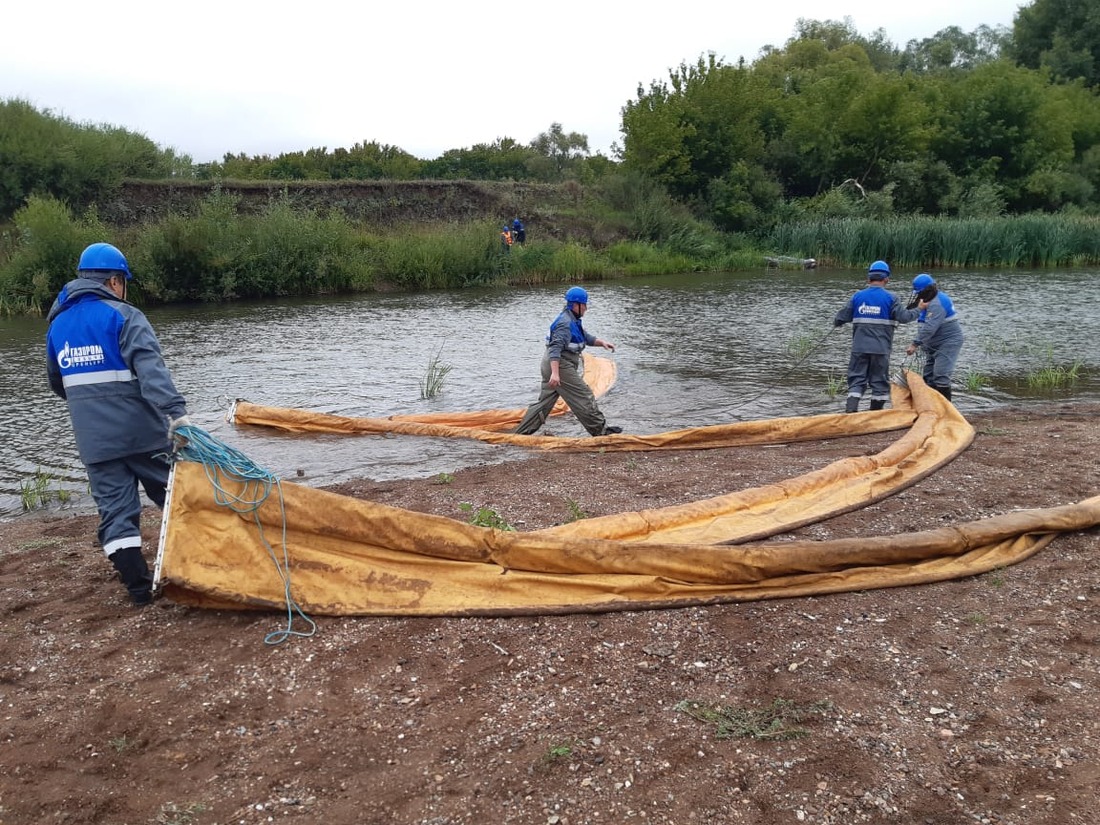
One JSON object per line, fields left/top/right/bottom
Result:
{"left": 501, "top": 230, "right": 513, "bottom": 245}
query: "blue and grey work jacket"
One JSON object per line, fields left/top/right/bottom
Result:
{"left": 834, "top": 285, "right": 919, "bottom": 355}
{"left": 46, "top": 278, "right": 187, "bottom": 465}
{"left": 545, "top": 307, "right": 595, "bottom": 361}
{"left": 913, "top": 292, "right": 963, "bottom": 350}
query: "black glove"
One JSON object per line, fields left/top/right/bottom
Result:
{"left": 906, "top": 284, "right": 938, "bottom": 309}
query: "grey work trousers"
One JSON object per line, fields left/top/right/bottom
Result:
{"left": 514, "top": 352, "right": 607, "bottom": 436}
{"left": 920, "top": 325, "right": 964, "bottom": 393}
{"left": 86, "top": 450, "right": 172, "bottom": 558}
{"left": 846, "top": 352, "right": 892, "bottom": 402}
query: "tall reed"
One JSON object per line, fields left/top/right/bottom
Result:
{"left": 768, "top": 214, "right": 1100, "bottom": 268}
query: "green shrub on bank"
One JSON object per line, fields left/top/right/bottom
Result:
{"left": 0, "top": 195, "right": 107, "bottom": 310}
{"left": 129, "top": 191, "right": 376, "bottom": 302}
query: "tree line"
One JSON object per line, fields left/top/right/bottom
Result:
{"left": 2, "top": 0, "right": 1098, "bottom": 233}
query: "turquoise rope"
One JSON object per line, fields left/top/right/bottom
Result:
{"left": 174, "top": 425, "right": 316, "bottom": 645}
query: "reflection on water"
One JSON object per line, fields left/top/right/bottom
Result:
{"left": 2, "top": 268, "right": 1097, "bottom": 518}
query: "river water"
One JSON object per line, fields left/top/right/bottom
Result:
{"left": 2, "top": 268, "right": 1097, "bottom": 519}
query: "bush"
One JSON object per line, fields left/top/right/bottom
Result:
{"left": 0, "top": 195, "right": 106, "bottom": 310}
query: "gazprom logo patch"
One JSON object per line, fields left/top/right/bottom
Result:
{"left": 57, "top": 341, "right": 106, "bottom": 370}
{"left": 857, "top": 302, "right": 882, "bottom": 317}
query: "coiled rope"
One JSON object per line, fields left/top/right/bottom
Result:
{"left": 173, "top": 425, "right": 316, "bottom": 645}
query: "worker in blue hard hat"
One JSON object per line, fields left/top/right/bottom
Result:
{"left": 833, "top": 260, "right": 922, "bottom": 413}
{"left": 45, "top": 242, "right": 191, "bottom": 606}
{"left": 514, "top": 286, "right": 622, "bottom": 436}
{"left": 905, "top": 273, "right": 964, "bottom": 401}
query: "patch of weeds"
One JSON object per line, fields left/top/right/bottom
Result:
{"left": 823, "top": 370, "right": 845, "bottom": 399}
{"left": 977, "top": 422, "right": 1008, "bottom": 436}
{"left": 109, "top": 735, "right": 134, "bottom": 752}
{"left": 676, "top": 697, "right": 833, "bottom": 741}
{"left": 564, "top": 498, "right": 589, "bottom": 522}
{"left": 962, "top": 368, "right": 987, "bottom": 393}
{"left": 785, "top": 332, "right": 817, "bottom": 361}
{"left": 19, "top": 467, "right": 74, "bottom": 511}
{"left": 419, "top": 344, "right": 454, "bottom": 399}
{"left": 985, "top": 568, "right": 1006, "bottom": 588}
{"left": 458, "top": 502, "right": 514, "bottom": 531}
{"left": 965, "top": 612, "right": 988, "bottom": 626}
{"left": 155, "top": 802, "right": 206, "bottom": 825}
{"left": 1026, "top": 360, "right": 1082, "bottom": 391}
{"left": 544, "top": 741, "right": 575, "bottom": 761}
{"left": 624, "top": 456, "right": 639, "bottom": 472}
{"left": 17, "top": 538, "right": 66, "bottom": 551}
{"left": 435, "top": 472, "right": 455, "bottom": 485}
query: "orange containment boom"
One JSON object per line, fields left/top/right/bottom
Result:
{"left": 154, "top": 372, "right": 1098, "bottom": 616}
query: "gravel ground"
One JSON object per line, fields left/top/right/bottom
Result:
{"left": 1, "top": 401, "right": 1098, "bottom": 825}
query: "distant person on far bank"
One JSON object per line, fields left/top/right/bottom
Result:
{"left": 512, "top": 218, "right": 526, "bottom": 244}
{"left": 514, "top": 286, "right": 622, "bottom": 437}
{"left": 45, "top": 242, "right": 191, "bottom": 606}
{"left": 500, "top": 225, "right": 513, "bottom": 253}
{"left": 905, "top": 273, "right": 964, "bottom": 401}
{"left": 833, "top": 260, "right": 921, "bottom": 413}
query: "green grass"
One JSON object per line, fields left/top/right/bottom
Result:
{"left": 962, "top": 368, "right": 987, "bottom": 393}
{"left": 544, "top": 742, "right": 574, "bottom": 761}
{"left": 564, "top": 498, "right": 589, "bottom": 522}
{"left": 434, "top": 472, "right": 455, "bottom": 485}
{"left": 155, "top": 803, "right": 207, "bottom": 825}
{"left": 19, "top": 468, "right": 71, "bottom": 511}
{"left": 785, "top": 332, "right": 817, "bottom": 361}
{"left": 824, "top": 370, "right": 846, "bottom": 399}
{"left": 458, "top": 502, "right": 514, "bottom": 531}
{"left": 419, "top": 345, "right": 453, "bottom": 399}
{"left": 768, "top": 214, "right": 1100, "bottom": 269}
{"left": 676, "top": 697, "right": 834, "bottom": 740}
{"left": 1026, "top": 360, "right": 1082, "bottom": 390}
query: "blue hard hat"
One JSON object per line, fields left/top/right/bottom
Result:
{"left": 77, "top": 243, "right": 132, "bottom": 280}
{"left": 912, "top": 273, "right": 935, "bottom": 291}
{"left": 867, "top": 260, "right": 891, "bottom": 278}
{"left": 564, "top": 286, "right": 589, "bottom": 305}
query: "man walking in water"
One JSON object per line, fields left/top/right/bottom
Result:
{"left": 515, "top": 286, "right": 622, "bottom": 436}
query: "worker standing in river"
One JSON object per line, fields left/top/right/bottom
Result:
{"left": 514, "top": 286, "right": 622, "bottom": 436}
{"left": 833, "top": 260, "right": 922, "bottom": 413}
{"left": 906, "top": 273, "right": 964, "bottom": 401}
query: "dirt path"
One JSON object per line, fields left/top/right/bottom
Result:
{"left": 1, "top": 402, "right": 1098, "bottom": 825}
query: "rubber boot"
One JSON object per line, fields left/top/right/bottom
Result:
{"left": 844, "top": 396, "right": 860, "bottom": 414}
{"left": 110, "top": 546, "right": 154, "bottom": 606}
{"left": 935, "top": 385, "right": 952, "bottom": 401}
{"left": 869, "top": 400, "right": 887, "bottom": 411}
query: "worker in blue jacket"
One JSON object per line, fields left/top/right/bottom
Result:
{"left": 905, "top": 273, "right": 964, "bottom": 400}
{"left": 45, "top": 243, "right": 191, "bottom": 605}
{"left": 514, "top": 286, "right": 621, "bottom": 436}
{"left": 833, "top": 260, "right": 921, "bottom": 413}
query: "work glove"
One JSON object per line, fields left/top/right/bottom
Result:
{"left": 906, "top": 284, "right": 938, "bottom": 310}
{"left": 168, "top": 415, "right": 192, "bottom": 449}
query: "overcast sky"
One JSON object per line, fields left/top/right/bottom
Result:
{"left": 4, "top": 0, "right": 1023, "bottom": 164}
